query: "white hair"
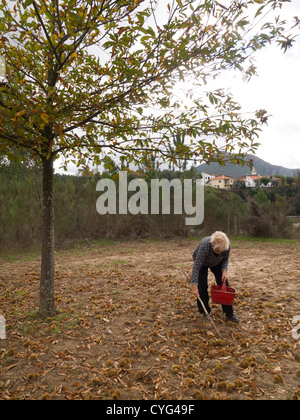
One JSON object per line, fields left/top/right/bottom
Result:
{"left": 210, "top": 231, "right": 230, "bottom": 253}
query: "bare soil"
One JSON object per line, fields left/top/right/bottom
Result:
{"left": 0, "top": 238, "right": 300, "bottom": 400}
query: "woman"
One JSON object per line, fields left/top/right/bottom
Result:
{"left": 191, "top": 231, "right": 239, "bottom": 323}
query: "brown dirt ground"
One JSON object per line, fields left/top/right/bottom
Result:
{"left": 0, "top": 238, "right": 300, "bottom": 400}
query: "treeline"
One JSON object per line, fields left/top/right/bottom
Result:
{"left": 0, "top": 161, "right": 299, "bottom": 250}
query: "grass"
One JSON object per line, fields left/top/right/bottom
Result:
{"left": 110, "top": 259, "right": 128, "bottom": 266}
{"left": 0, "top": 236, "right": 299, "bottom": 263}
{"left": 0, "top": 238, "right": 118, "bottom": 261}
{"left": 231, "top": 236, "right": 298, "bottom": 244}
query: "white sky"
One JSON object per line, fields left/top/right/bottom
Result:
{"left": 55, "top": 0, "right": 300, "bottom": 174}
{"left": 244, "top": 44, "right": 300, "bottom": 170}
{"left": 209, "top": 0, "right": 300, "bottom": 170}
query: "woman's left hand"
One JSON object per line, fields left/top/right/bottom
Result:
{"left": 222, "top": 270, "right": 228, "bottom": 282}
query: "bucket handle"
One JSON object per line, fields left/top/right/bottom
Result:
{"left": 221, "top": 278, "right": 227, "bottom": 292}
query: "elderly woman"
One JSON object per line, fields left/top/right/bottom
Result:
{"left": 191, "top": 231, "right": 239, "bottom": 323}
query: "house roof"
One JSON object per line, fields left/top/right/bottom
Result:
{"left": 211, "top": 175, "right": 233, "bottom": 180}
{"left": 236, "top": 175, "right": 261, "bottom": 181}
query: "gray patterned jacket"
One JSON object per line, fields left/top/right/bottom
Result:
{"left": 191, "top": 236, "right": 230, "bottom": 284}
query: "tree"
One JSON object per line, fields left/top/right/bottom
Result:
{"left": 286, "top": 176, "right": 295, "bottom": 187}
{"left": 0, "top": 0, "right": 298, "bottom": 317}
{"left": 260, "top": 176, "right": 271, "bottom": 187}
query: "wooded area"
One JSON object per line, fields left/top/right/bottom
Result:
{"left": 0, "top": 161, "right": 299, "bottom": 251}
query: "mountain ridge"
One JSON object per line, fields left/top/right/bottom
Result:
{"left": 195, "top": 154, "right": 300, "bottom": 179}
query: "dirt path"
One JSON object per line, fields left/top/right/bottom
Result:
{"left": 0, "top": 239, "right": 300, "bottom": 400}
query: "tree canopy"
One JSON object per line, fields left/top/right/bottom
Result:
{"left": 0, "top": 0, "right": 298, "bottom": 169}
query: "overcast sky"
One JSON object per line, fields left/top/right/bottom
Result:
{"left": 209, "top": 0, "right": 300, "bottom": 170}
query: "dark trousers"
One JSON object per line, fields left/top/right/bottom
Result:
{"left": 197, "top": 263, "right": 233, "bottom": 315}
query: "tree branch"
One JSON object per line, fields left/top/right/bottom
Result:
{"left": 32, "top": 1, "right": 62, "bottom": 66}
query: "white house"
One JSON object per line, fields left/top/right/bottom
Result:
{"left": 236, "top": 174, "right": 261, "bottom": 188}
{"left": 202, "top": 172, "right": 216, "bottom": 185}
{"left": 235, "top": 167, "right": 262, "bottom": 188}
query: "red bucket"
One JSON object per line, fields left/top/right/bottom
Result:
{"left": 211, "top": 279, "right": 236, "bottom": 306}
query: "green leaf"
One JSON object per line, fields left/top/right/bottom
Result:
{"left": 23, "top": 0, "right": 34, "bottom": 7}
{"left": 255, "top": 6, "right": 265, "bottom": 18}
{"left": 237, "top": 19, "right": 249, "bottom": 28}
{"left": 68, "top": 11, "right": 82, "bottom": 23}
{"left": 40, "top": 113, "right": 50, "bottom": 124}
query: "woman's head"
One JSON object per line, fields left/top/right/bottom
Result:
{"left": 210, "top": 231, "right": 230, "bottom": 254}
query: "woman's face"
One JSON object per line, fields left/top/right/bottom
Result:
{"left": 213, "top": 246, "right": 224, "bottom": 255}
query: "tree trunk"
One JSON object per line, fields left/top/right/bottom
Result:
{"left": 234, "top": 213, "right": 239, "bottom": 236}
{"left": 39, "top": 155, "right": 57, "bottom": 318}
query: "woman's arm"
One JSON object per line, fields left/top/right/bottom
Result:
{"left": 221, "top": 246, "right": 230, "bottom": 273}
{"left": 191, "top": 239, "right": 210, "bottom": 285}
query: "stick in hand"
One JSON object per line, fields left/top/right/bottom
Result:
{"left": 181, "top": 269, "right": 223, "bottom": 339}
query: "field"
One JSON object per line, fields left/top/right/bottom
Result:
{"left": 1, "top": 238, "right": 300, "bottom": 400}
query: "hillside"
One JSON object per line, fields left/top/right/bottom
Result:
{"left": 195, "top": 154, "right": 300, "bottom": 178}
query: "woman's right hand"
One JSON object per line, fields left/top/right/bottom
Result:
{"left": 192, "top": 284, "right": 200, "bottom": 299}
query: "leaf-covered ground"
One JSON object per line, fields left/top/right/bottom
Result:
{"left": 1, "top": 238, "right": 300, "bottom": 400}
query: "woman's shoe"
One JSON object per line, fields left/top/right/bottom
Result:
{"left": 226, "top": 314, "right": 239, "bottom": 324}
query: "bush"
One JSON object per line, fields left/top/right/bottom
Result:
{"left": 242, "top": 196, "right": 292, "bottom": 238}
